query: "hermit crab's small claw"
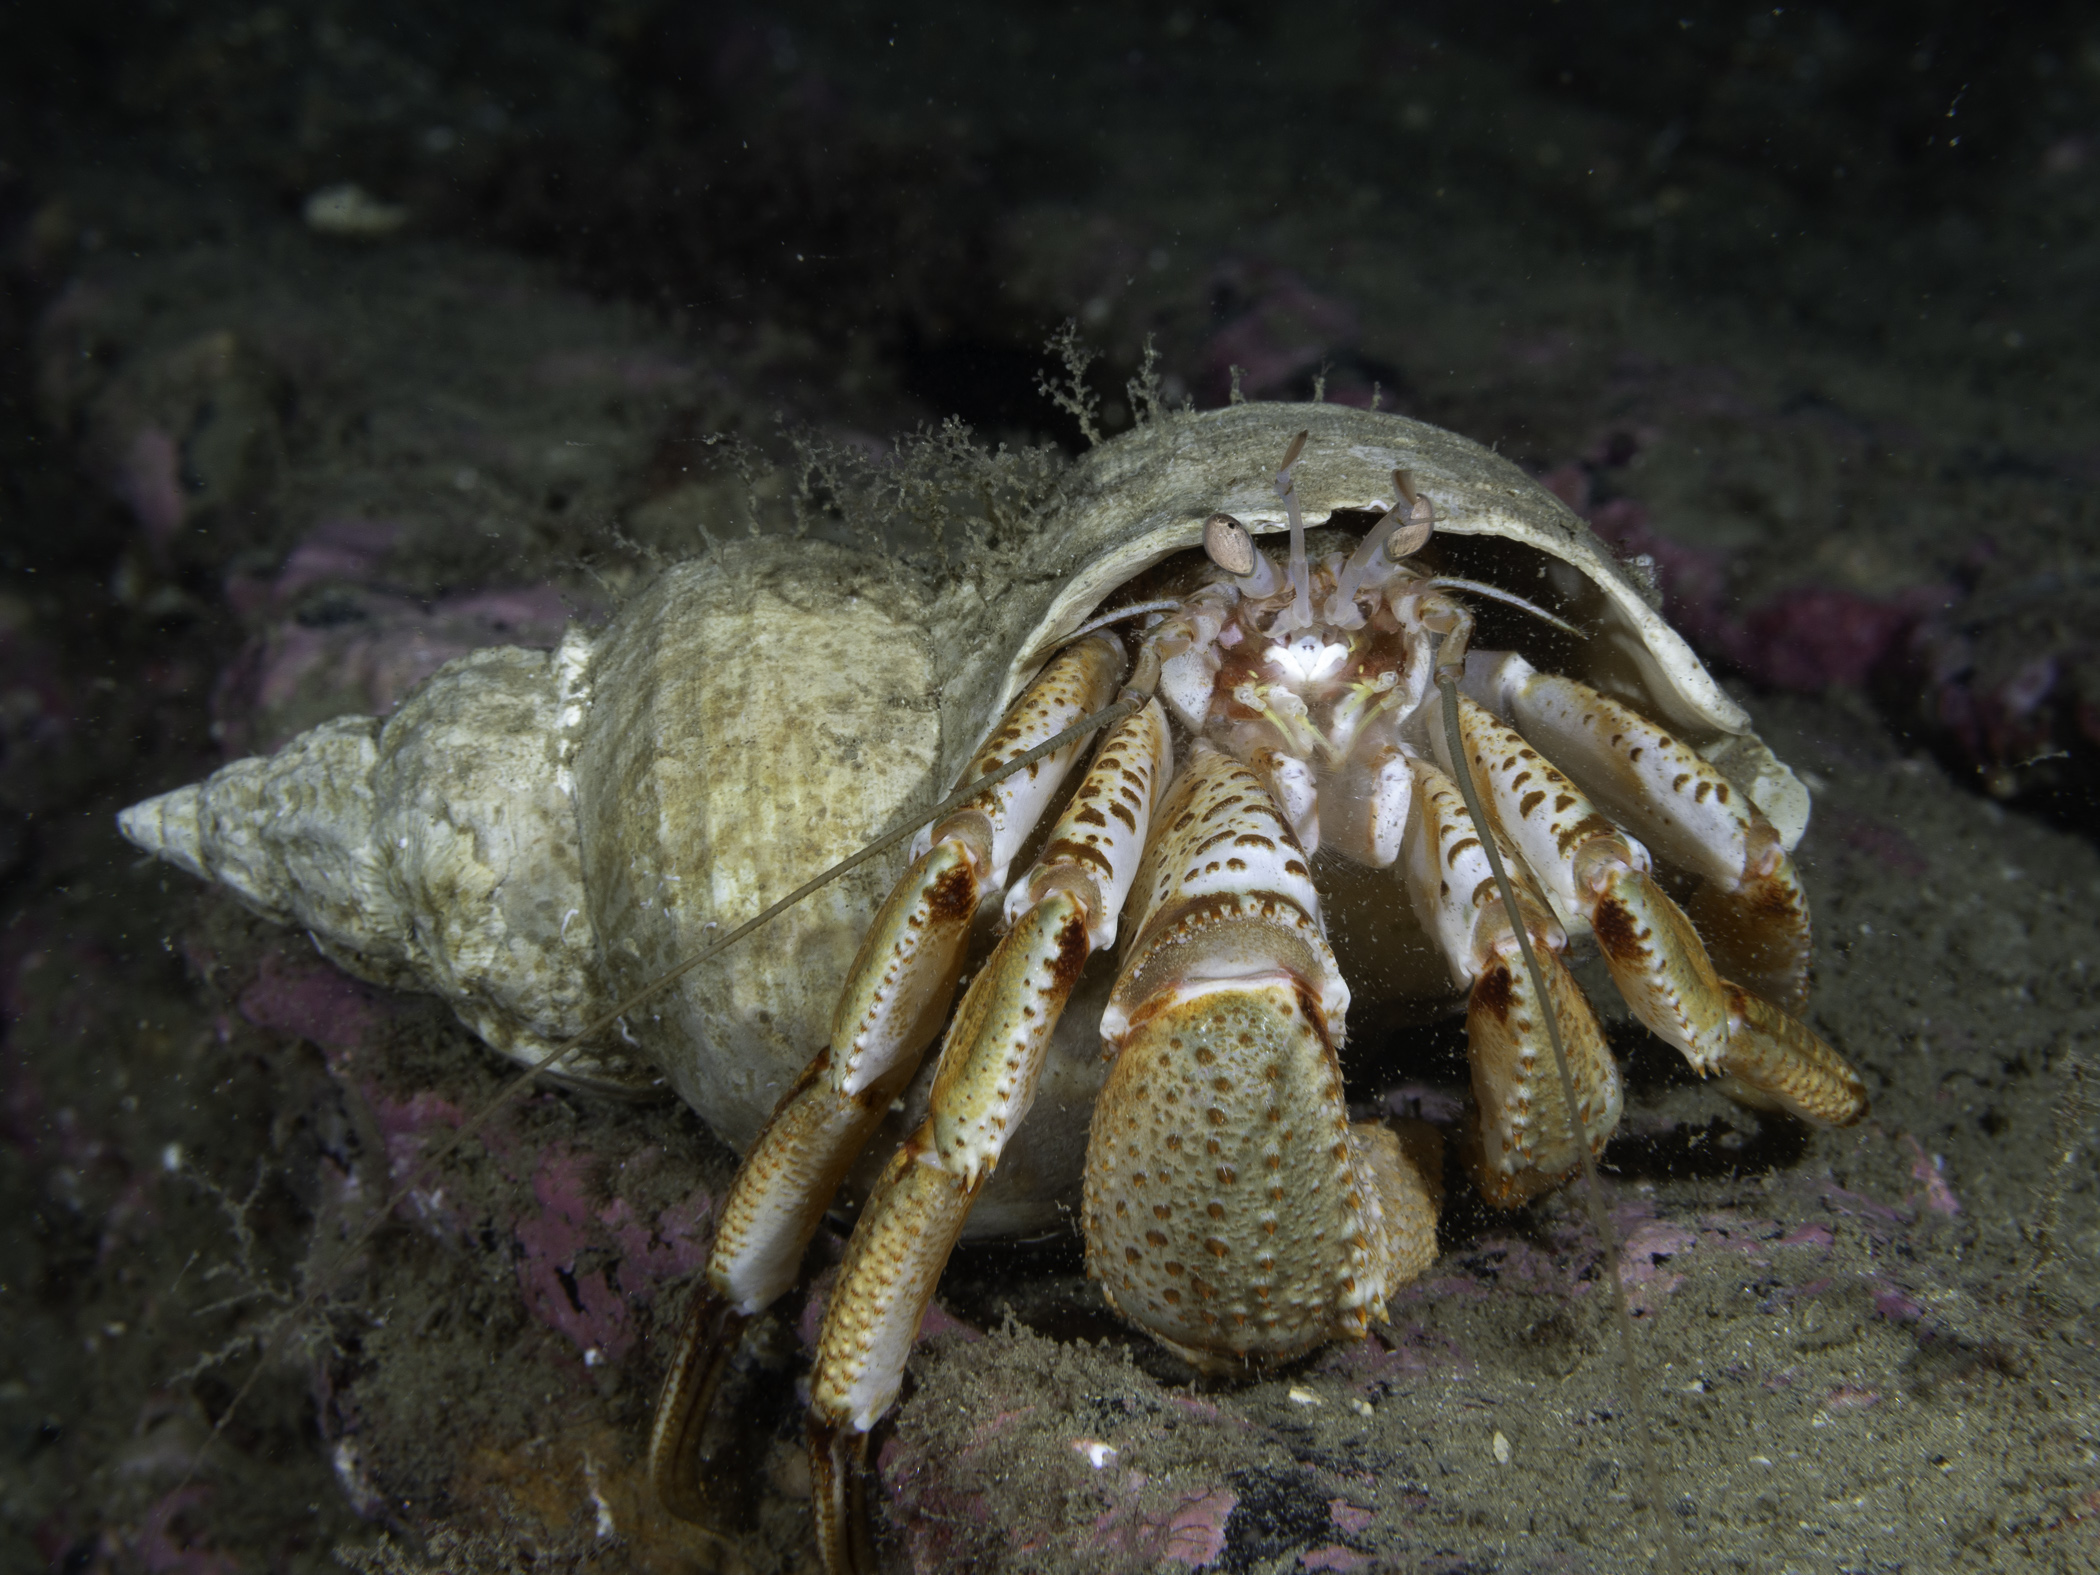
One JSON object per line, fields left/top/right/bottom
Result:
{"left": 646, "top": 1286, "right": 750, "bottom": 1523}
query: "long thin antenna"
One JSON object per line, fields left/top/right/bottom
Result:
{"left": 1437, "top": 671, "right": 1687, "bottom": 1575}
{"left": 179, "top": 688, "right": 1143, "bottom": 1488}
{"left": 1424, "top": 576, "right": 1586, "bottom": 639}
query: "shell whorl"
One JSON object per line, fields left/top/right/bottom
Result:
{"left": 118, "top": 628, "right": 641, "bottom": 1086}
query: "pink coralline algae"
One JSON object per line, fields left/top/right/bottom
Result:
{"left": 232, "top": 945, "right": 473, "bottom": 1230}
{"left": 1870, "top": 1285, "right": 1927, "bottom": 1324}
{"left": 113, "top": 426, "right": 186, "bottom": 549}
{"left": 1327, "top": 1499, "right": 1378, "bottom": 1536}
{"left": 510, "top": 1143, "right": 711, "bottom": 1363}
{"left": 231, "top": 942, "right": 713, "bottom": 1361}
{"left": 1315, "top": 1320, "right": 1465, "bottom": 1393}
{"left": 1087, "top": 1481, "right": 1240, "bottom": 1571}
{"left": 1618, "top": 1219, "right": 1698, "bottom": 1314}
{"left": 234, "top": 945, "right": 407, "bottom": 1057}
{"left": 1297, "top": 1546, "right": 1375, "bottom": 1572}
{"left": 212, "top": 518, "right": 582, "bottom": 754}
{"left": 1545, "top": 466, "right": 1956, "bottom": 695}
{"left": 96, "top": 1485, "right": 239, "bottom": 1575}
{"left": 1904, "top": 1135, "right": 1962, "bottom": 1216}
{"left": 1159, "top": 1488, "right": 1239, "bottom": 1568}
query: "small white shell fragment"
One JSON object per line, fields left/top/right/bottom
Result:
{"left": 1287, "top": 1386, "right": 1323, "bottom": 1406}
{"left": 303, "top": 183, "right": 408, "bottom": 237}
{"left": 1351, "top": 1398, "right": 1374, "bottom": 1417}
{"left": 583, "top": 1454, "right": 616, "bottom": 1539}
{"left": 1070, "top": 1438, "right": 1119, "bottom": 1468}
{"left": 1492, "top": 1430, "right": 1512, "bottom": 1465}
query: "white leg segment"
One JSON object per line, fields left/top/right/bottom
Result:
{"left": 1463, "top": 651, "right": 1813, "bottom": 1011}
{"left": 1324, "top": 742, "right": 1413, "bottom": 869}
{"left": 1248, "top": 744, "right": 1322, "bottom": 856}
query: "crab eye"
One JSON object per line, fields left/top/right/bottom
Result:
{"left": 1202, "top": 512, "right": 1257, "bottom": 576}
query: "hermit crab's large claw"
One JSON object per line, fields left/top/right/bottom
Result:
{"left": 1085, "top": 743, "right": 1442, "bottom": 1367}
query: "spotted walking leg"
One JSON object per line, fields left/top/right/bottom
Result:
{"left": 807, "top": 699, "right": 1173, "bottom": 1571}
{"left": 649, "top": 634, "right": 1124, "bottom": 1517}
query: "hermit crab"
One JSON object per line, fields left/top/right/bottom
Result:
{"left": 118, "top": 402, "right": 1865, "bottom": 1567}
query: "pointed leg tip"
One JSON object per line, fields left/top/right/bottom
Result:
{"left": 648, "top": 1289, "right": 752, "bottom": 1524}
{"left": 809, "top": 1414, "right": 877, "bottom": 1575}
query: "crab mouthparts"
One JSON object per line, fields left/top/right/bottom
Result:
{"left": 1267, "top": 631, "right": 1351, "bottom": 683}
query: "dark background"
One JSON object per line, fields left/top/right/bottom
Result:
{"left": 7, "top": 0, "right": 2096, "bottom": 454}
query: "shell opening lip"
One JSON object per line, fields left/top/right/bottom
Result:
{"left": 1001, "top": 404, "right": 1756, "bottom": 755}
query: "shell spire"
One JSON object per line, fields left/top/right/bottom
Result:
{"left": 119, "top": 630, "right": 636, "bottom": 1085}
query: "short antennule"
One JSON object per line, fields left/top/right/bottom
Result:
{"left": 1331, "top": 469, "right": 1437, "bottom": 622}
{"left": 1270, "top": 430, "right": 1316, "bottom": 633}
